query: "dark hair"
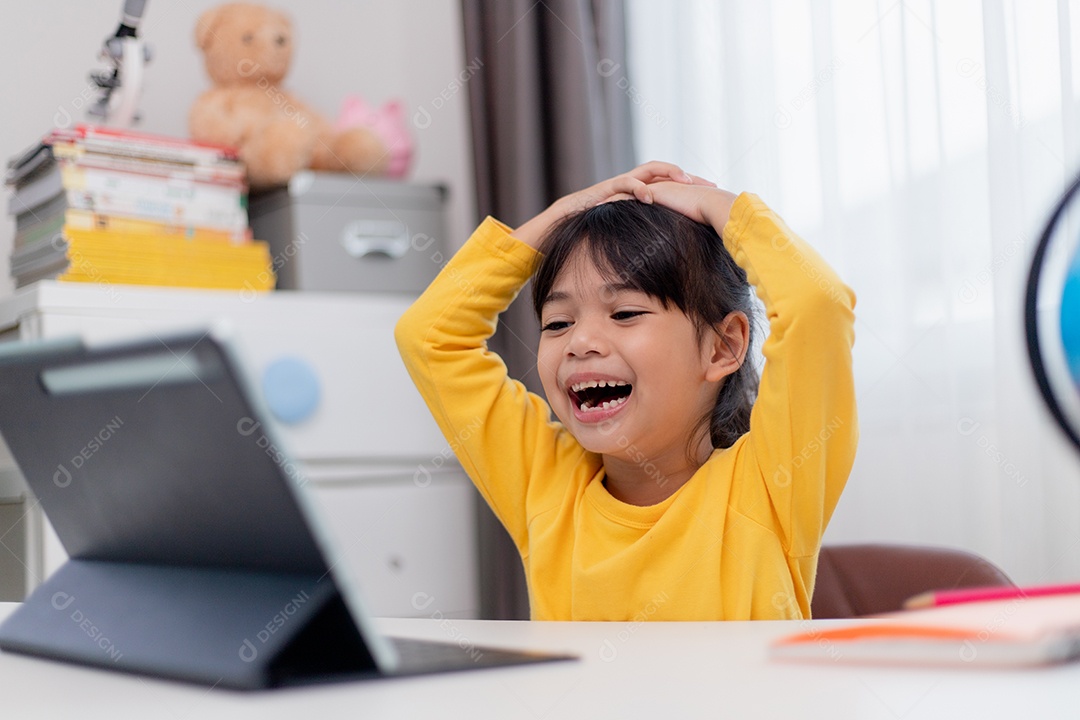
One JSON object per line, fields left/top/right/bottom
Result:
{"left": 531, "top": 200, "right": 758, "bottom": 452}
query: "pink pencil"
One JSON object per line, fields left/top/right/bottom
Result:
{"left": 904, "top": 582, "right": 1080, "bottom": 609}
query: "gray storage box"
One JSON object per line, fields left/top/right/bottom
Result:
{"left": 248, "top": 172, "right": 448, "bottom": 293}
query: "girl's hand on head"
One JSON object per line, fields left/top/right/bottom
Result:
{"left": 513, "top": 162, "right": 712, "bottom": 249}
{"left": 581, "top": 161, "right": 716, "bottom": 206}
{"left": 648, "top": 181, "right": 739, "bottom": 232}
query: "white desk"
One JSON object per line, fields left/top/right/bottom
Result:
{"left": 2, "top": 603, "right": 1079, "bottom": 719}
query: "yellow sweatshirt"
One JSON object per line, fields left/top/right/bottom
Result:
{"left": 395, "top": 193, "right": 857, "bottom": 621}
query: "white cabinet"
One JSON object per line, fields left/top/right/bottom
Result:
{"left": 310, "top": 471, "right": 479, "bottom": 619}
{"left": 0, "top": 281, "right": 479, "bottom": 618}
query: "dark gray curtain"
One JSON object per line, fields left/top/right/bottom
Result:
{"left": 461, "top": 0, "right": 635, "bottom": 619}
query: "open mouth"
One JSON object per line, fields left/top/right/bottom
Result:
{"left": 568, "top": 379, "right": 633, "bottom": 412}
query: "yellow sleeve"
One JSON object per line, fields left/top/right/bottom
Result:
{"left": 721, "top": 193, "right": 858, "bottom": 559}
{"left": 394, "top": 217, "right": 587, "bottom": 556}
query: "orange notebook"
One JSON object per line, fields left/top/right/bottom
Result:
{"left": 770, "top": 595, "right": 1080, "bottom": 667}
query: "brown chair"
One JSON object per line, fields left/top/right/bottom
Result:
{"left": 811, "top": 543, "right": 1015, "bottom": 619}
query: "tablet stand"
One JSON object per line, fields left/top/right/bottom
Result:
{"left": 0, "top": 559, "right": 379, "bottom": 689}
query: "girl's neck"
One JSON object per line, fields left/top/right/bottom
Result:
{"left": 601, "top": 435, "right": 714, "bottom": 506}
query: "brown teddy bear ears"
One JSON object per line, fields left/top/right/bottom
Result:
{"left": 195, "top": 3, "right": 292, "bottom": 50}
{"left": 195, "top": 6, "right": 222, "bottom": 50}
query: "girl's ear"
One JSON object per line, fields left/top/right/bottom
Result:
{"left": 704, "top": 311, "right": 749, "bottom": 382}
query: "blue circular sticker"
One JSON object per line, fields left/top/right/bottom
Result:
{"left": 262, "top": 356, "right": 321, "bottom": 424}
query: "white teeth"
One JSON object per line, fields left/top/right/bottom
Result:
{"left": 577, "top": 395, "right": 629, "bottom": 412}
{"left": 570, "top": 379, "right": 629, "bottom": 393}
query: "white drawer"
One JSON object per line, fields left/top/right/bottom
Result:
{"left": 309, "top": 470, "right": 479, "bottom": 619}
{"left": 18, "top": 286, "right": 448, "bottom": 462}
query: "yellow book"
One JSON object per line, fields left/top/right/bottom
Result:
{"left": 58, "top": 261, "right": 275, "bottom": 291}
{"left": 64, "top": 210, "right": 250, "bottom": 243}
{"left": 63, "top": 229, "right": 270, "bottom": 260}
{"left": 57, "top": 230, "right": 275, "bottom": 290}
{"left": 57, "top": 272, "right": 275, "bottom": 291}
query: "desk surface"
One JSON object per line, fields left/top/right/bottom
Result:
{"left": 2, "top": 602, "right": 1078, "bottom": 719}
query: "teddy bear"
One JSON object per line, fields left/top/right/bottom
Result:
{"left": 189, "top": 2, "right": 412, "bottom": 188}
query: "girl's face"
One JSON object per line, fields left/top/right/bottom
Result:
{"left": 537, "top": 252, "right": 724, "bottom": 468}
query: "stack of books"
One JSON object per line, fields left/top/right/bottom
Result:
{"left": 6, "top": 125, "right": 275, "bottom": 291}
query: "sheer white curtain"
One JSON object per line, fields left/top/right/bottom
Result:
{"left": 625, "top": 0, "right": 1080, "bottom": 584}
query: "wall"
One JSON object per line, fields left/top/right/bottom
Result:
{"left": 0, "top": 0, "right": 479, "bottom": 295}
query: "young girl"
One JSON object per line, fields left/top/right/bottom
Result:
{"left": 395, "top": 162, "right": 857, "bottom": 621}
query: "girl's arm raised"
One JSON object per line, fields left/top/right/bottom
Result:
{"left": 394, "top": 219, "right": 570, "bottom": 556}
{"left": 652, "top": 182, "right": 858, "bottom": 562}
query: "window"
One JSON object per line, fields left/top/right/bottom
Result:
{"left": 625, "top": 0, "right": 1080, "bottom": 583}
